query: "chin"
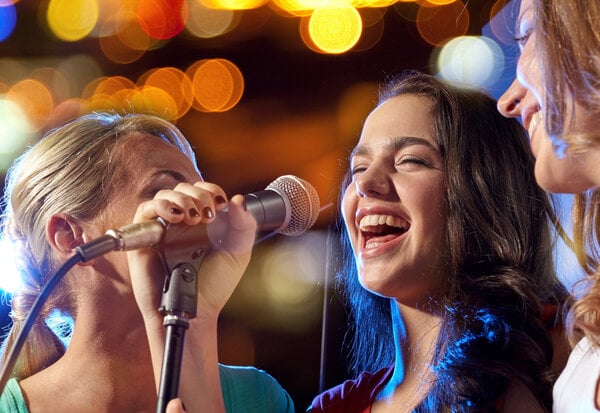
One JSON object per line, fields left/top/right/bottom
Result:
{"left": 536, "top": 170, "right": 592, "bottom": 194}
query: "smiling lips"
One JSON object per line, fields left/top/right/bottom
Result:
{"left": 359, "top": 214, "right": 409, "bottom": 249}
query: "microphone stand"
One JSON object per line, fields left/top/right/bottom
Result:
{"left": 155, "top": 262, "right": 198, "bottom": 413}
{"left": 155, "top": 224, "right": 212, "bottom": 413}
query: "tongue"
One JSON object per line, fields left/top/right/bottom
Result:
{"left": 365, "top": 233, "right": 401, "bottom": 248}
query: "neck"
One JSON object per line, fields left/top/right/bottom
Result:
{"left": 20, "top": 274, "right": 159, "bottom": 412}
{"left": 380, "top": 300, "right": 441, "bottom": 402}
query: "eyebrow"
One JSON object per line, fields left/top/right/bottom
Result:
{"left": 515, "top": 5, "right": 532, "bottom": 35}
{"left": 350, "top": 136, "right": 438, "bottom": 159}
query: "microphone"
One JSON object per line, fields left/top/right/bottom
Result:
{"left": 76, "top": 175, "right": 320, "bottom": 262}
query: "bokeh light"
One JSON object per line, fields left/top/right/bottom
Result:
{"left": 416, "top": 0, "right": 469, "bottom": 46}
{"left": 0, "top": 3, "right": 17, "bottom": 42}
{"left": 56, "top": 55, "right": 103, "bottom": 98}
{"left": 188, "top": 59, "right": 244, "bottom": 112}
{"left": 29, "top": 67, "right": 71, "bottom": 103}
{"left": 186, "top": 0, "right": 236, "bottom": 38}
{"left": 99, "top": 31, "right": 148, "bottom": 64}
{"left": 425, "top": 0, "right": 458, "bottom": 5}
{"left": 136, "top": 0, "right": 188, "bottom": 40}
{"left": 0, "top": 99, "right": 30, "bottom": 172}
{"left": 336, "top": 81, "right": 379, "bottom": 143}
{"left": 349, "top": 7, "right": 385, "bottom": 52}
{"left": 139, "top": 67, "right": 194, "bottom": 119}
{"left": 307, "top": 3, "right": 362, "bottom": 54}
{"left": 6, "top": 79, "right": 54, "bottom": 132}
{"left": 130, "top": 86, "right": 179, "bottom": 119}
{"left": 436, "top": 35, "right": 504, "bottom": 88}
{"left": 46, "top": 0, "right": 99, "bottom": 42}
{"left": 270, "top": 0, "right": 322, "bottom": 17}
{"left": 113, "top": 10, "right": 158, "bottom": 51}
{"left": 489, "top": 0, "right": 517, "bottom": 45}
{"left": 229, "top": 232, "right": 327, "bottom": 333}
{"left": 201, "top": 0, "right": 268, "bottom": 9}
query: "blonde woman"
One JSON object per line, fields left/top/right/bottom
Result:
{"left": 0, "top": 112, "right": 294, "bottom": 412}
{"left": 498, "top": 0, "right": 600, "bottom": 411}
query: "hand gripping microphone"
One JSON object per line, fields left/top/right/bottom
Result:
{"left": 76, "top": 175, "right": 321, "bottom": 263}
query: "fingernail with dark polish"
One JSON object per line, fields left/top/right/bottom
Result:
{"left": 189, "top": 208, "right": 200, "bottom": 218}
{"left": 215, "top": 195, "right": 227, "bottom": 206}
{"left": 203, "top": 207, "right": 214, "bottom": 219}
{"left": 170, "top": 207, "right": 183, "bottom": 215}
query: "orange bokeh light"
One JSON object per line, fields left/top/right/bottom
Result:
{"left": 6, "top": 79, "right": 54, "bottom": 131}
{"left": 139, "top": 67, "right": 194, "bottom": 119}
{"left": 136, "top": 0, "right": 188, "bottom": 40}
{"left": 187, "top": 59, "right": 244, "bottom": 112}
{"left": 416, "top": 0, "right": 469, "bottom": 46}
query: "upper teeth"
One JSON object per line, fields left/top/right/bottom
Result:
{"left": 359, "top": 214, "right": 407, "bottom": 231}
{"left": 529, "top": 111, "right": 541, "bottom": 137}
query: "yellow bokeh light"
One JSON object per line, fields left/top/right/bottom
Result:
{"left": 47, "top": 0, "right": 99, "bottom": 42}
{"left": 186, "top": 0, "right": 235, "bottom": 38}
{"left": 357, "top": 0, "right": 396, "bottom": 6}
{"left": 130, "top": 86, "right": 179, "bottom": 120}
{"left": 200, "top": 0, "right": 267, "bottom": 10}
{"left": 307, "top": 3, "right": 362, "bottom": 54}
{"left": 270, "top": 0, "right": 325, "bottom": 17}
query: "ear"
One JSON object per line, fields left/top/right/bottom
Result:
{"left": 46, "top": 213, "right": 86, "bottom": 260}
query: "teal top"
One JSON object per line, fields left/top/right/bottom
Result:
{"left": 0, "top": 364, "right": 295, "bottom": 412}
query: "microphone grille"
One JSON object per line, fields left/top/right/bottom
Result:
{"left": 267, "top": 175, "right": 320, "bottom": 236}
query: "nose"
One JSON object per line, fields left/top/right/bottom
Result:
{"left": 354, "top": 164, "right": 391, "bottom": 198}
{"left": 497, "top": 78, "right": 527, "bottom": 118}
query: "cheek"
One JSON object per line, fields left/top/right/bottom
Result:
{"left": 517, "top": 47, "right": 541, "bottom": 93}
{"left": 340, "top": 187, "right": 358, "bottom": 243}
{"left": 416, "top": 186, "right": 446, "bottom": 240}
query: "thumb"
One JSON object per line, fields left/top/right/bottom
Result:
{"left": 166, "top": 398, "right": 187, "bottom": 413}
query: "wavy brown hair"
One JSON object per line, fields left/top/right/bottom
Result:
{"left": 337, "top": 71, "right": 567, "bottom": 412}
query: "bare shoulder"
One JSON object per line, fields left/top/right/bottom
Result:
{"left": 501, "top": 381, "right": 546, "bottom": 413}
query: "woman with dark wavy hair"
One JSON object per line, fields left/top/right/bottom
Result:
{"left": 309, "top": 71, "right": 567, "bottom": 412}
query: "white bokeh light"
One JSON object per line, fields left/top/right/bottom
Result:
{"left": 437, "top": 35, "right": 505, "bottom": 89}
{"left": 0, "top": 98, "right": 30, "bottom": 173}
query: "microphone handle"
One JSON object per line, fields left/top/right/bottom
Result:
{"left": 244, "top": 189, "right": 290, "bottom": 233}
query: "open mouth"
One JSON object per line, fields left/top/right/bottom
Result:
{"left": 359, "top": 214, "right": 409, "bottom": 249}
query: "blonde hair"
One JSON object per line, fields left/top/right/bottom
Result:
{"left": 536, "top": 0, "right": 600, "bottom": 149}
{"left": 533, "top": 0, "right": 600, "bottom": 347}
{"left": 566, "top": 192, "right": 600, "bottom": 346}
{"left": 0, "top": 112, "right": 197, "bottom": 379}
